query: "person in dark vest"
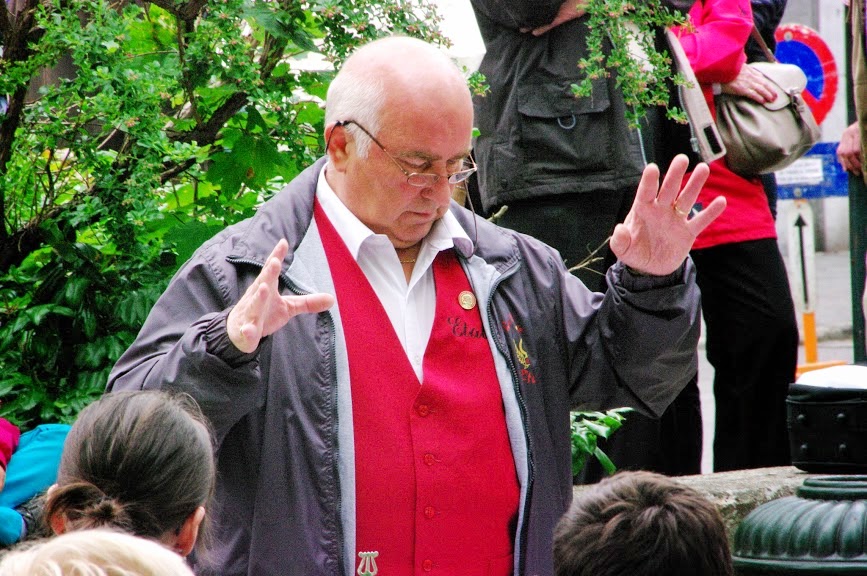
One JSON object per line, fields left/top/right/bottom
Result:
{"left": 107, "top": 36, "right": 724, "bottom": 576}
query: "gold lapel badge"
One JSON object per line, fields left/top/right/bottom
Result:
{"left": 458, "top": 290, "right": 477, "bottom": 310}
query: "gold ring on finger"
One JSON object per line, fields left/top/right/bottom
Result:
{"left": 673, "top": 204, "right": 689, "bottom": 217}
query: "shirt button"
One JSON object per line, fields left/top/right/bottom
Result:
{"left": 417, "top": 404, "right": 430, "bottom": 417}
{"left": 422, "top": 559, "right": 433, "bottom": 572}
{"left": 424, "top": 505, "right": 436, "bottom": 519}
{"left": 423, "top": 453, "right": 436, "bottom": 466}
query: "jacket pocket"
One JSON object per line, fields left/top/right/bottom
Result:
{"left": 517, "top": 78, "right": 613, "bottom": 178}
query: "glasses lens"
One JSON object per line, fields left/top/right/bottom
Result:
{"left": 448, "top": 168, "right": 477, "bottom": 184}
{"left": 406, "top": 173, "right": 440, "bottom": 187}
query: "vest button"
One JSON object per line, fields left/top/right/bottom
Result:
{"left": 417, "top": 404, "right": 430, "bottom": 417}
{"left": 423, "top": 453, "right": 436, "bottom": 466}
{"left": 424, "top": 505, "right": 436, "bottom": 519}
{"left": 422, "top": 559, "right": 433, "bottom": 572}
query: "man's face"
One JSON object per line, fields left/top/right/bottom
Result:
{"left": 339, "top": 99, "right": 474, "bottom": 249}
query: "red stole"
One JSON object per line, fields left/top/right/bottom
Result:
{"left": 314, "top": 201, "right": 519, "bottom": 576}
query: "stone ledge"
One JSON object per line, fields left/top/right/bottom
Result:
{"left": 574, "top": 466, "right": 811, "bottom": 542}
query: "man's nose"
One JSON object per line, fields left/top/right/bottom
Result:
{"left": 421, "top": 175, "right": 454, "bottom": 201}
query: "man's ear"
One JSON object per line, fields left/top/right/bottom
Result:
{"left": 174, "top": 506, "right": 206, "bottom": 557}
{"left": 325, "top": 122, "right": 352, "bottom": 171}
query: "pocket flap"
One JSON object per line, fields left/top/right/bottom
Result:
{"left": 750, "top": 62, "right": 808, "bottom": 112}
{"left": 517, "top": 78, "right": 610, "bottom": 119}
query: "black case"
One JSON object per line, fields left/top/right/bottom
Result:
{"left": 788, "top": 382, "right": 867, "bottom": 473}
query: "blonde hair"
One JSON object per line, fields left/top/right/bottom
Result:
{"left": 0, "top": 529, "right": 195, "bottom": 576}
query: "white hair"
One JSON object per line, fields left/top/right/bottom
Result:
{"left": 324, "top": 37, "right": 470, "bottom": 158}
{"left": 325, "top": 70, "right": 386, "bottom": 158}
{"left": 0, "top": 530, "right": 195, "bottom": 576}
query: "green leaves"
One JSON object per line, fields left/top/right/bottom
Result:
{"left": 570, "top": 408, "right": 632, "bottom": 476}
{"left": 0, "top": 0, "right": 447, "bottom": 428}
{"left": 207, "top": 130, "right": 292, "bottom": 197}
{"left": 572, "top": 0, "right": 689, "bottom": 128}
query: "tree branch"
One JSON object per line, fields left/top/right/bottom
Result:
{"left": 171, "top": 91, "right": 249, "bottom": 145}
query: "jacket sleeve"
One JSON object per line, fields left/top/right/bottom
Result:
{"left": 0, "top": 418, "right": 20, "bottom": 469}
{"left": 676, "top": 0, "right": 753, "bottom": 84}
{"left": 470, "top": 0, "right": 564, "bottom": 31}
{"left": 562, "top": 260, "right": 702, "bottom": 418}
{"left": 107, "top": 249, "right": 263, "bottom": 445}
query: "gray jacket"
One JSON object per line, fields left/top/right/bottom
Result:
{"left": 469, "top": 0, "right": 646, "bottom": 211}
{"left": 108, "top": 157, "right": 701, "bottom": 576}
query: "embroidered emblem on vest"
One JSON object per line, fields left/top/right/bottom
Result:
{"left": 447, "top": 316, "right": 485, "bottom": 339}
{"left": 357, "top": 551, "right": 379, "bottom": 576}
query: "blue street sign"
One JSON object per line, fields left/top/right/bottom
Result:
{"left": 776, "top": 142, "right": 849, "bottom": 200}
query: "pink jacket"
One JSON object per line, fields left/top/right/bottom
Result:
{"left": 675, "top": 0, "right": 777, "bottom": 250}
{"left": 0, "top": 418, "right": 20, "bottom": 469}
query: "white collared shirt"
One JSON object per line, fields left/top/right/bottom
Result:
{"left": 316, "top": 166, "right": 472, "bottom": 381}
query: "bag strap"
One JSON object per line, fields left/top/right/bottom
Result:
{"left": 664, "top": 28, "right": 726, "bottom": 163}
{"left": 750, "top": 25, "right": 777, "bottom": 63}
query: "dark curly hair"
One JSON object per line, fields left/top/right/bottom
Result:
{"left": 554, "top": 470, "right": 733, "bottom": 576}
{"left": 44, "top": 391, "right": 215, "bottom": 553}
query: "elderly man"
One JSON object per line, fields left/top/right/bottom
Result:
{"left": 108, "top": 36, "right": 724, "bottom": 576}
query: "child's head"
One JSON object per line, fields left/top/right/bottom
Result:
{"left": 554, "top": 470, "right": 732, "bottom": 576}
{"left": 44, "top": 391, "right": 215, "bottom": 557}
{"left": 0, "top": 529, "right": 195, "bottom": 576}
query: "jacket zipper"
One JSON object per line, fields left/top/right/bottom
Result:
{"left": 484, "top": 266, "right": 534, "bottom": 576}
{"left": 280, "top": 269, "right": 346, "bottom": 576}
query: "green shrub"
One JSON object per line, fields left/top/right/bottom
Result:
{"left": 0, "top": 0, "right": 444, "bottom": 428}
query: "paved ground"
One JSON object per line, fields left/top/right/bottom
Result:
{"left": 697, "top": 250, "right": 858, "bottom": 473}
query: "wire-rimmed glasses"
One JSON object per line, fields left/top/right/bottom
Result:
{"left": 333, "top": 120, "right": 477, "bottom": 187}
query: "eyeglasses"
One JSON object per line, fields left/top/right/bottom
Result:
{"left": 333, "top": 120, "right": 477, "bottom": 187}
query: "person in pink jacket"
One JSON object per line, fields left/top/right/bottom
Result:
{"left": 672, "top": 0, "right": 799, "bottom": 472}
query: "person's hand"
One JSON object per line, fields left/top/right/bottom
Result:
{"left": 721, "top": 64, "right": 778, "bottom": 103}
{"left": 837, "top": 122, "right": 863, "bottom": 175}
{"left": 521, "top": 0, "right": 588, "bottom": 36}
{"left": 610, "top": 154, "right": 726, "bottom": 276}
{"left": 0, "top": 466, "right": 6, "bottom": 493}
{"left": 227, "top": 239, "right": 335, "bottom": 353}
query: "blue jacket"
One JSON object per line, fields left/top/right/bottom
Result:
{"left": 108, "top": 157, "right": 702, "bottom": 576}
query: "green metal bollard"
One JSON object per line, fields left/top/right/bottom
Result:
{"left": 733, "top": 476, "right": 867, "bottom": 574}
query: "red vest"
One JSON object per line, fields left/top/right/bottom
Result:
{"left": 314, "top": 202, "right": 519, "bottom": 576}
